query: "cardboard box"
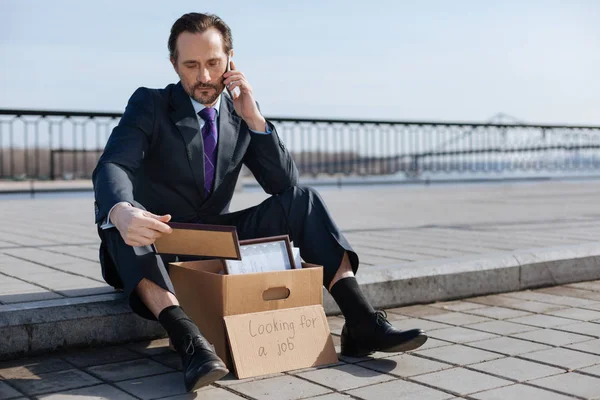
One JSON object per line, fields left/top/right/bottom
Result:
{"left": 156, "top": 224, "right": 338, "bottom": 378}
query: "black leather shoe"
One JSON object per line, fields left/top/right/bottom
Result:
{"left": 340, "top": 310, "right": 428, "bottom": 357}
{"left": 177, "top": 334, "right": 229, "bottom": 392}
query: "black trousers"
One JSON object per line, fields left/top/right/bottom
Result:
{"left": 100, "top": 186, "right": 359, "bottom": 320}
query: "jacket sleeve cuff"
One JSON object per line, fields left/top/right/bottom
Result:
{"left": 248, "top": 122, "right": 272, "bottom": 135}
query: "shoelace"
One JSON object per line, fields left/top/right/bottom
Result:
{"left": 184, "top": 334, "right": 196, "bottom": 355}
{"left": 375, "top": 310, "right": 389, "bottom": 326}
{"left": 183, "top": 334, "right": 216, "bottom": 355}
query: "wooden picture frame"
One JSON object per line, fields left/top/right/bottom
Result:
{"left": 223, "top": 235, "right": 297, "bottom": 275}
{"left": 154, "top": 222, "right": 241, "bottom": 259}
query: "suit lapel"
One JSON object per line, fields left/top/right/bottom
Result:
{"left": 168, "top": 82, "right": 206, "bottom": 200}
{"left": 214, "top": 93, "right": 241, "bottom": 191}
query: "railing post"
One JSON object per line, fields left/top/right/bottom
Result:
{"left": 50, "top": 149, "right": 55, "bottom": 181}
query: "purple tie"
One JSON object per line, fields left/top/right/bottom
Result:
{"left": 198, "top": 107, "right": 218, "bottom": 195}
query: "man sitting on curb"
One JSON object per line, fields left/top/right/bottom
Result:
{"left": 93, "top": 12, "right": 428, "bottom": 392}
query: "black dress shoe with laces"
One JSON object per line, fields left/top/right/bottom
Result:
{"left": 340, "top": 310, "right": 428, "bottom": 357}
{"left": 177, "top": 334, "right": 229, "bottom": 392}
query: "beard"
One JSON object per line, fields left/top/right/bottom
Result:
{"left": 185, "top": 79, "right": 225, "bottom": 105}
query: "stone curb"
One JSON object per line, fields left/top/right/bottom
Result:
{"left": 2, "top": 242, "right": 600, "bottom": 360}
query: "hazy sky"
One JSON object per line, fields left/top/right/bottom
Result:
{"left": 1, "top": 0, "right": 599, "bottom": 124}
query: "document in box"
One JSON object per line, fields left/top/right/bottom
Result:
{"left": 224, "top": 235, "right": 303, "bottom": 275}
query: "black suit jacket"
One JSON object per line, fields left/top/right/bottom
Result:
{"left": 92, "top": 82, "right": 298, "bottom": 287}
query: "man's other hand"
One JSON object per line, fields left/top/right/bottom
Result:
{"left": 111, "top": 203, "right": 173, "bottom": 247}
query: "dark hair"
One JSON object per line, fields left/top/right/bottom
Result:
{"left": 168, "top": 13, "right": 233, "bottom": 62}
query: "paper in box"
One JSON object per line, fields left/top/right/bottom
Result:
{"left": 155, "top": 223, "right": 338, "bottom": 378}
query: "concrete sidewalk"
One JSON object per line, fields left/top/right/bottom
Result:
{"left": 2, "top": 180, "right": 600, "bottom": 305}
{"left": 2, "top": 282, "right": 600, "bottom": 399}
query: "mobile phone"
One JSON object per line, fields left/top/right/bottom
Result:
{"left": 225, "top": 55, "right": 240, "bottom": 98}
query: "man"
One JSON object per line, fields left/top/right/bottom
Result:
{"left": 93, "top": 12, "right": 427, "bottom": 392}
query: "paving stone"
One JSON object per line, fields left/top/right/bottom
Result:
{"left": 127, "top": 338, "right": 172, "bottom": 356}
{"left": 521, "top": 347, "right": 600, "bottom": 370}
{"left": 11, "top": 271, "right": 108, "bottom": 296}
{"left": 578, "top": 364, "right": 600, "bottom": 376}
{"left": 86, "top": 358, "right": 174, "bottom": 382}
{"left": 152, "top": 352, "right": 182, "bottom": 371}
{"left": 545, "top": 307, "right": 600, "bottom": 321}
{"left": 415, "top": 344, "right": 503, "bottom": 365}
{"left": 384, "top": 312, "right": 408, "bottom": 322}
{"left": 216, "top": 372, "right": 284, "bottom": 387}
{"left": 408, "top": 338, "right": 453, "bottom": 352}
{"left": 336, "top": 353, "right": 372, "bottom": 364}
{"left": 424, "top": 312, "right": 492, "bottom": 326}
{"left": 0, "top": 356, "right": 72, "bottom": 379}
{"left": 503, "top": 302, "right": 567, "bottom": 314}
{"left": 470, "top": 383, "right": 575, "bottom": 400}
{"left": 285, "top": 362, "right": 348, "bottom": 378}
{"left": 61, "top": 346, "right": 141, "bottom": 368}
{"left": 465, "top": 306, "right": 531, "bottom": 320}
{"left": 470, "top": 357, "right": 565, "bottom": 382}
{"left": 7, "top": 368, "right": 100, "bottom": 396}
{"left": 387, "top": 305, "right": 447, "bottom": 318}
{"left": 393, "top": 318, "right": 452, "bottom": 332}
{"left": 467, "top": 320, "right": 537, "bottom": 335}
{"left": 116, "top": 372, "right": 187, "bottom": 399}
{"left": 159, "top": 386, "right": 246, "bottom": 399}
{"left": 36, "top": 384, "right": 138, "bottom": 399}
{"left": 428, "top": 327, "right": 499, "bottom": 343}
{"left": 468, "top": 295, "right": 566, "bottom": 313}
{"left": 0, "top": 289, "right": 61, "bottom": 304}
{"left": 0, "top": 274, "right": 61, "bottom": 303}
{"left": 412, "top": 367, "right": 512, "bottom": 396}
{"left": 502, "top": 292, "right": 598, "bottom": 307}
{"left": 468, "top": 337, "right": 551, "bottom": 356}
{"left": 47, "top": 261, "right": 105, "bottom": 281}
{"left": 511, "top": 328, "right": 595, "bottom": 346}
{"left": 346, "top": 379, "right": 454, "bottom": 400}
{"left": 57, "top": 285, "right": 116, "bottom": 297}
{"left": 230, "top": 375, "right": 331, "bottom": 400}
{"left": 566, "top": 338, "right": 600, "bottom": 355}
{"left": 507, "top": 314, "right": 576, "bottom": 328}
{"left": 358, "top": 353, "right": 453, "bottom": 377}
{"left": 295, "top": 363, "right": 393, "bottom": 391}
{"left": 0, "top": 381, "right": 23, "bottom": 400}
{"left": 304, "top": 394, "right": 353, "bottom": 400}
{"left": 558, "top": 322, "right": 600, "bottom": 337}
{"left": 538, "top": 286, "right": 600, "bottom": 301}
{"left": 327, "top": 316, "right": 346, "bottom": 335}
{"left": 581, "top": 303, "right": 600, "bottom": 311}
{"left": 567, "top": 281, "right": 600, "bottom": 292}
{"left": 430, "top": 300, "right": 487, "bottom": 312}
{"left": 2, "top": 248, "right": 83, "bottom": 267}
{"left": 530, "top": 372, "right": 600, "bottom": 399}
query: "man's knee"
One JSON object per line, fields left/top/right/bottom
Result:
{"left": 279, "top": 185, "right": 321, "bottom": 205}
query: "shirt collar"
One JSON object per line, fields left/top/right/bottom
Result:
{"left": 190, "top": 94, "right": 221, "bottom": 117}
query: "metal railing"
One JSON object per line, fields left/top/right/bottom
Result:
{"left": 1, "top": 108, "right": 600, "bottom": 181}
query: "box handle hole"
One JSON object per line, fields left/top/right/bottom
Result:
{"left": 263, "top": 287, "right": 290, "bottom": 301}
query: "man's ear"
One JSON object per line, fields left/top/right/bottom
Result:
{"left": 170, "top": 57, "right": 178, "bottom": 72}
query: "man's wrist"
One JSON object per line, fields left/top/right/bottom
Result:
{"left": 246, "top": 115, "right": 267, "bottom": 132}
{"left": 110, "top": 202, "right": 132, "bottom": 226}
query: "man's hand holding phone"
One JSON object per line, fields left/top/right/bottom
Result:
{"left": 223, "top": 57, "right": 266, "bottom": 132}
